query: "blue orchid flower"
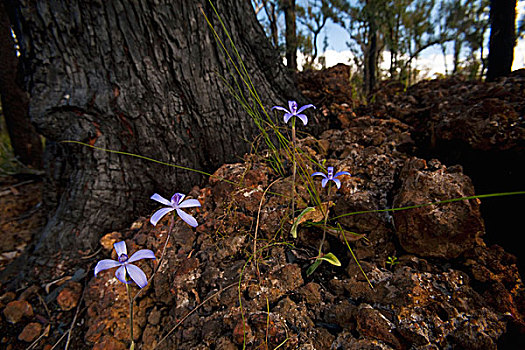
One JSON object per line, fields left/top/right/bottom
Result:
{"left": 150, "top": 193, "right": 201, "bottom": 227}
{"left": 311, "top": 167, "right": 350, "bottom": 189}
{"left": 94, "top": 241, "right": 156, "bottom": 288}
{"left": 272, "top": 100, "right": 316, "bottom": 126}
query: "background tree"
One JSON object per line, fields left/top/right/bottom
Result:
{"left": 253, "top": 0, "right": 281, "bottom": 48}
{"left": 0, "top": 1, "right": 42, "bottom": 168}
{"left": 3, "top": 0, "right": 301, "bottom": 257}
{"left": 400, "top": 0, "right": 437, "bottom": 84}
{"left": 334, "top": 0, "right": 388, "bottom": 94}
{"left": 486, "top": 0, "right": 517, "bottom": 81}
{"left": 383, "top": 0, "right": 411, "bottom": 78}
{"left": 297, "top": 0, "right": 341, "bottom": 69}
{"left": 519, "top": 6, "right": 525, "bottom": 38}
{"left": 436, "top": 0, "right": 489, "bottom": 78}
{"left": 282, "top": 0, "right": 299, "bottom": 70}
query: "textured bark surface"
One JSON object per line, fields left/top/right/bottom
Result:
{"left": 6, "top": 0, "right": 300, "bottom": 254}
{"left": 283, "top": 0, "right": 297, "bottom": 71}
{"left": 486, "top": 0, "right": 516, "bottom": 81}
{"left": 0, "top": 1, "right": 42, "bottom": 168}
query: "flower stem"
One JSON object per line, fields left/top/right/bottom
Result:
{"left": 319, "top": 183, "right": 331, "bottom": 256}
{"left": 291, "top": 117, "right": 297, "bottom": 223}
{"left": 133, "top": 216, "right": 174, "bottom": 302}
{"left": 125, "top": 283, "right": 135, "bottom": 350}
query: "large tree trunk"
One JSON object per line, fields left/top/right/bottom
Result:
{"left": 283, "top": 0, "right": 297, "bottom": 71}
{"left": 364, "top": 19, "right": 378, "bottom": 95}
{"left": 0, "top": 1, "right": 42, "bottom": 168}
{"left": 486, "top": 0, "right": 516, "bottom": 81}
{"left": 5, "top": 0, "right": 300, "bottom": 256}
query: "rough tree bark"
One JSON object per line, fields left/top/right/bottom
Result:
{"left": 283, "top": 0, "right": 298, "bottom": 71}
{"left": 0, "top": 1, "right": 42, "bottom": 168}
{"left": 364, "top": 18, "right": 377, "bottom": 95}
{"left": 4, "top": 0, "right": 300, "bottom": 256}
{"left": 486, "top": 0, "right": 516, "bottom": 81}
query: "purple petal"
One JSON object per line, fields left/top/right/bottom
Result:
{"left": 334, "top": 171, "right": 351, "bottom": 178}
{"left": 150, "top": 207, "right": 175, "bottom": 226}
{"left": 283, "top": 113, "right": 293, "bottom": 124}
{"left": 311, "top": 172, "right": 327, "bottom": 178}
{"left": 296, "top": 104, "right": 316, "bottom": 114}
{"left": 115, "top": 265, "right": 131, "bottom": 284}
{"left": 272, "top": 106, "right": 290, "bottom": 113}
{"left": 178, "top": 198, "right": 201, "bottom": 208}
{"left": 296, "top": 114, "right": 308, "bottom": 126}
{"left": 288, "top": 101, "right": 298, "bottom": 113}
{"left": 114, "top": 241, "right": 127, "bottom": 257}
{"left": 94, "top": 259, "right": 120, "bottom": 276}
{"left": 150, "top": 193, "right": 171, "bottom": 206}
{"left": 332, "top": 178, "right": 342, "bottom": 189}
{"left": 176, "top": 208, "right": 198, "bottom": 227}
{"left": 171, "top": 193, "right": 185, "bottom": 205}
{"left": 128, "top": 249, "right": 156, "bottom": 263}
{"left": 126, "top": 264, "right": 148, "bottom": 288}
{"left": 321, "top": 178, "right": 329, "bottom": 188}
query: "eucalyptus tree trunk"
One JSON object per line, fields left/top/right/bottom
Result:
{"left": 486, "top": 0, "right": 516, "bottom": 81}
{"left": 364, "top": 18, "right": 378, "bottom": 94}
{"left": 283, "top": 0, "right": 298, "bottom": 71}
{"left": 4, "top": 0, "right": 299, "bottom": 255}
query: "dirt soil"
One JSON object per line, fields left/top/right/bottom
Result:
{"left": 1, "top": 66, "right": 524, "bottom": 349}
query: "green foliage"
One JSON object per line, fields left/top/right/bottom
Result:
{"left": 0, "top": 112, "right": 16, "bottom": 173}
{"left": 306, "top": 258, "right": 322, "bottom": 276}
{"left": 306, "top": 253, "right": 341, "bottom": 276}
{"left": 0, "top": 106, "right": 41, "bottom": 175}
{"left": 320, "top": 252, "right": 341, "bottom": 266}
{"left": 437, "top": 0, "right": 490, "bottom": 78}
{"left": 290, "top": 206, "right": 316, "bottom": 238}
{"left": 386, "top": 256, "right": 399, "bottom": 268}
{"left": 252, "top": 0, "right": 493, "bottom": 87}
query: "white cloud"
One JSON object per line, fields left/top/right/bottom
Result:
{"left": 513, "top": 38, "right": 525, "bottom": 71}
{"left": 297, "top": 50, "right": 354, "bottom": 71}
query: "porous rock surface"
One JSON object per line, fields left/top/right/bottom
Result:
{"left": 80, "top": 67, "right": 525, "bottom": 349}
{"left": 83, "top": 117, "right": 523, "bottom": 350}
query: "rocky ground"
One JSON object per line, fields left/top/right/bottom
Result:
{"left": 1, "top": 66, "right": 524, "bottom": 349}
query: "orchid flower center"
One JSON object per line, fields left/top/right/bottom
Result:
{"left": 118, "top": 254, "right": 129, "bottom": 263}
{"left": 171, "top": 194, "right": 182, "bottom": 207}
{"left": 290, "top": 101, "right": 298, "bottom": 114}
{"left": 327, "top": 167, "right": 334, "bottom": 179}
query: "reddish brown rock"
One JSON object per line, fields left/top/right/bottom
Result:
{"left": 18, "top": 322, "right": 42, "bottom": 342}
{"left": 299, "top": 282, "right": 322, "bottom": 305}
{"left": 393, "top": 158, "right": 485, "bottom": 258}
{"left": 100, "top": 231, "right": 123, "bottom": 251}
{"left": 141, "top": 325, "right": 159, "bottom": 350}
{"left": 92, "top": 335, "right": 126, "bottom": 350}
{"left": 233, "top": 321, "right": 253, "bottom": 345}
{"left": 216, "top": 337, "right": 238, "bottom": 350}
{"left": 3, "top": 299, "right": 33, "bottom": 324}
{"left": 296, "top": 63, "right": 357, "bottom": 108}
{"left": 0, "top": 292, "right": 16, "bottom": 306}
{"left": 356, "top": 305, "right": 401, "bottom": 349}
{"left": 74, "top": 82, "right": 523, "bottom": 349}
{"left": 85, "top": 320, "right": 107, "bottom": 343}
{"left": 57, "top": 281, "right": 82, "bottom": 311}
